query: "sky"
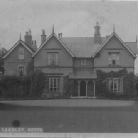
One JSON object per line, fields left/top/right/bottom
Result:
{"left": 0, "top": 0, "right": 138, "bottom": 72}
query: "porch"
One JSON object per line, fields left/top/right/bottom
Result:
{"left": 69, "top": 72, "right": 97, "bottom": 98}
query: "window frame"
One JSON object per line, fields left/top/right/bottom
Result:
{"left": 107, "top": 78, "right": 122, "bottom": 93}
{"left": 18, "top": 48, "right": 24, "bottom": 60}
{"left": 48, "top": 78, "right": 60, "bottom": 92}
{"left": 108, "top": 52, "right": 120, "bottom": 66}
{"left": 47, "top": 52, "right": 59, "bottom": 66}
{"left": 80, "top": 59, "right": 87, "bottom": 66}
{"left": 18, "top": 65, "right": 25, "bottom": 76}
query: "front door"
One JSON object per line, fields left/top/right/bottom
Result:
{"left": 80, "top": 80, "right": 86, "bottom": 96}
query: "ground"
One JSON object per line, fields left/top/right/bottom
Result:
{"left": 1, "top": 99, "right": 138, "bottom": 133}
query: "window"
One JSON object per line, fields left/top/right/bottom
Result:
{"left": 18, "top": 66, "right": 25, "bottom": 76}
{"left": 18, "top": 48, "right": 24, "bottom": 59}
{"left": 49, "top": 78, "right": 60, "bottom": 92}
{"left": 47, "top": 53, "right": 59, "bottom": 65}
{"left": 108, "top": 52, "right": 119, "bottom": 66}
{"left": 81, "top": 59, "right": 86, "bottom": 66}
{"left": 107, "top": 78, "right": 121, "bottom": 92}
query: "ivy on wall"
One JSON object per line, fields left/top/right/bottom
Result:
{"left": 96, "top": 68, "right": 135, "bottom": 98}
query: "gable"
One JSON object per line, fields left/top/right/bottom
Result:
{"left": 93, "top": 33, "right": 136, "bottom": 58}
{"left": 94, "top": 35, "right": 135, "bottom": 68}
{"left": 45, "top": 36, "right": 69, "bottom": 50}
{"left": 34, "top": 35, "right": 73, "bottom": 67}
{"left": 4, "top": 43, "right": 32, "bottom": 62}
{"left": 98, "top": 36, "right": 135, "bottom": 60}
{"left": 32, "top": 34, "right": 74, "bottom": 57}
{"left": 3, "top": 40, "right": 34, "bottom": 59}
{"left": 105, "top": 36, "right": 127, "bottom": 50}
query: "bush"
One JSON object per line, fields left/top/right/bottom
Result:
{"left": 96, "top": 69, "right": 135, "bottom": 99}
{"left": 0, "top": 70, "right": 46, "bottom": 99}
{"left": 29, "top": 70, "right": 46, "bottom": 98}
{"left": 0, "top": 76, "right": 22, "bottom": 98}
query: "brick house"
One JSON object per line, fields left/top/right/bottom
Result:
{"left": 3, "top": 30, "right": 36, "bottom": 76}
{"left": 3, "top": 23, "right": 138, "bottom": 97}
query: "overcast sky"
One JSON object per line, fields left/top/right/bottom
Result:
{"left": 1, "top": 0, "right": 138, "bottom": 72}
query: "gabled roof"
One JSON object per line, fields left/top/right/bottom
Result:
{"left": 92, "top": 32, "right": 137, "bottom": 58}
{"left": 33, "top": 31, "right": 137, "bottom": 58}
{"left": 32, "top": 33, "right": 74, "bottom": 57}
{"left": 3, "top": 40, "right": 35, "bottom": 59}
{"left": 125, "top": 42, "right": 138, "bottom": 54}
{"left": 62, "top": 37, "right": 107, "bottom": 57}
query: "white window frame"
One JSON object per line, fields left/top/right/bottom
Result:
{"left": 108, "top": 52, "right": 120, "bottom": 66}
{"left": 107, "top": 78, "right": 121, "bottom": 93}
{"left": 47, "top": 53, "right": 59, "bottom": 66}
{"left": 18, "top": 48, "right": 24, "bottom": 60}
{"left": 18, "top": 65, "right": 25, "bottom": 76}
{"left": 48, "top": 78, "right": 60, "bottom": 92}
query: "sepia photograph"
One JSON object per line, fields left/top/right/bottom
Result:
{"left": 1, "top": 0, "right": 138, "bottom": 137}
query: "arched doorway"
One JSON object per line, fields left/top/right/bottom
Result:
{"left": 80, "top": 80, "right": 86, "bottom": 96}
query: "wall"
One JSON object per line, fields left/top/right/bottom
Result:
{"left": 94, "top": 36, "right": 134, "bottom": 73}
{"left": 34, "top": 36, "right": 73, "bottom": 75}
{"left": 4, "top": 43, "right": 32, "bottom": 75}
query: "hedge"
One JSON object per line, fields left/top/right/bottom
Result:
{"left": 0, "top": 70, "right": 46, "bottom": 99}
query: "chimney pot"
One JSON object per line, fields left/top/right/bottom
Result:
{"left": 94, "top": 22, "right": 101, "bottom": 44}
{"left": 31, "top": 40, "right": 37, "bottom": 51}
{"left": 58, "top": 33, "right": 60, "bottom": 37}
{"left": 28, "top": 29, "right": 31, "bottom": 35}
{"left": 41, "top": 29, "right": 46, "bottom": 44}
{"left": 24, "top": 30, "right": 32, "bottom": 46}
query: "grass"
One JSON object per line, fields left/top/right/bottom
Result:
{"left": 1, "top": 101, "right": 138, "bottom": 132}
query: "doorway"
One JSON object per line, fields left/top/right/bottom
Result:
{"left": 80, "top": 80, "right": 86, "bottom": 96}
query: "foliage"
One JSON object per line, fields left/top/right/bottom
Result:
{"left": 96, "top": 68, "right": 135, "bottom": 98}
{"left": 29, "top": 70, "right": 46, "bottom": 98}
{"left": 27, "top": 59, "right": 34, "bottom": 75}
{"left": 0, "top": 70, "right": 46, "bottom": 99}
{"left": 0, "top": 76, "right": 22, "bottom": 98}
{"left": 123, "top": 72, "right": 135, "bottom": 97}
{"left": 63, "top": 76, "right": 74, "bottom": 97}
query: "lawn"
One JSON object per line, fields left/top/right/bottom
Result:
{"left": 1, "top": 99, "right": 138, "bottom": 133}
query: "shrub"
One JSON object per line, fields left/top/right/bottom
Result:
{"left": 0, "top": 70, "right": 46, "bottom": 99}
{"left": 96, "top": 69, "right": 135, "bottom": 99}
{"left": 29, "top": 70, "right": 46, "bottom": 98}
{"left": 0, "top": 76, "right": 22, "bottom": 98}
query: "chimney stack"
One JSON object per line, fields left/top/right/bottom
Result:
{"left": 58, "top": 33, "right": 62, "bottom": 38}
{"left": 31, "top": 40, "right": 37, "bottom": 51}
{"left": 58, "top": 33, "right": 60, "bottom": 38}
{"left": 41, "top": 29, "right": 46, "bottom": 45}
{"left": 94, "top": 22, "right": 101, "bottom": 44}
{"left": 24, "top": 29, "right": 32, "bottom": 46}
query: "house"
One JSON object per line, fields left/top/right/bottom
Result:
{"left": 3, "top": 22, "right": 138, "bottom": 98}
{"left": 32, "top": 23, "right": 137, "bottom": 98}
{"left": 3, "top": 30, "right": 36, "bottom": 76}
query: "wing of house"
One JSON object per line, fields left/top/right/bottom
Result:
{"left": 3, "top": 39, "right": 35, "bottom": 76}
{"left": 32, "top": 23, "right": 137, "bottom": 98}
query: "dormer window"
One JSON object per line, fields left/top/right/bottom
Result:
{"left": 18, "top": 48, "right": 24, "bottom": 60}
{"left": 47, "top": 53, "right": 59, "bottom": 66}
{"left": 81, "top": 59, "right": 86, "bottom": 66}
{"left": 108, "top": 52, "right": 119, "bottom": 66}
